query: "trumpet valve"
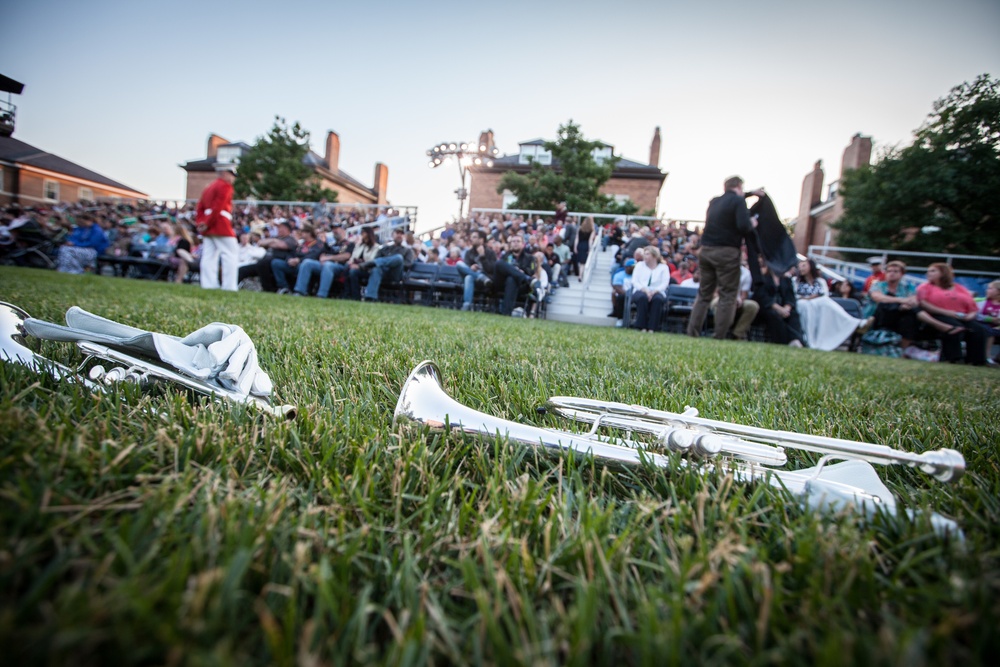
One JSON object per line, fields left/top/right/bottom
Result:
{"left": 660, "top": 428, "right": 694, "bottom": 453}
{"left": 692, "top": 433, "right": 724, "bottom": 458}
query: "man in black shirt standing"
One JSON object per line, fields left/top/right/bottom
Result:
{"left": 687, "top": 176, "right": 759, "bottom": 339}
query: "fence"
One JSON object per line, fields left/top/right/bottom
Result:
{"left": 807, "top": 244, "right": 1000, "bottom": 294}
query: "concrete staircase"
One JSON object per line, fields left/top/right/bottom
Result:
{"left": 545, "top": 247, "right": 618, "bottom": 327}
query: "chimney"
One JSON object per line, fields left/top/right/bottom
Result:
{"left": 478, "top": 129, "right": 495, "bottom": 153}
{"left": 649, "top": 126, "right": 661, "bottom": 167}
{"left": 840, "top": 133, "right": 872, "bottom": 177}
{"left": 206, "top": 134, "right": 228, "bottom": 159}
{"left": 793, "top": 160, "right": 825, "bottom": 254}
{"left": 326, "top": 131, "right": 341, "bottom": 174}
{"left": 373, "top": 162, "right": 389, "bottom": 205}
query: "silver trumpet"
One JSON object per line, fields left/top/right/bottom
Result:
{"left": 1, "top": 302, "right": 296, "bottom": 420}
{"left": 394, "top": 361, "right": 964, "bottom": 537}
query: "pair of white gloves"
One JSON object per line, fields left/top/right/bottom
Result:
{"left": 23, "top": 306, "right": 273, "bottom": 398}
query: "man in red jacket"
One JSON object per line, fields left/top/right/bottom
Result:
{"left": 197, "top": 163, "right": 239, "bottom": 290}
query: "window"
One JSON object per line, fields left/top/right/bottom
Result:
{"left": 44, "top": 180, "right": 59, "bottom": 201}
{"left": 518, "top": 145, "right": 552, "bottom": 166}
{"left": 592, "top": 146, "right": 613, "bottom": 165}
{"left": 217, "top": 146, "right": 243, "bottom": 164}
{"left": 613, "top": 194, "right": 631, "bottom": 204}
{"left": 79, "top": 187, "right": 93, "bottom": 201}
{"left": 827, "top": 180, "right": 840, "bottom": 201}
{"left": 502, "top": 189, "right": 518, "bottom": 210}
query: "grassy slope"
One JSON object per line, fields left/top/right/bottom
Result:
{"left": 1, "top": 266, "right": 998, "bottom": 666}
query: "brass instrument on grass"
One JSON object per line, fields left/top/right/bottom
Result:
{"left": 0, "top": 302, "right": 296, "bottom": 419}
{"left": 393, "top": 361, "right": 964, "bottom": 537}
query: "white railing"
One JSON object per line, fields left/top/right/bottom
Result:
{"left": 807, "top": 244, "right": 1000, "bottom": 292}
{"left": 471, "top": 207, "right": 662, "bottom": 224}
{"left": 578, "top": 228, "right": 604, "bottom": 314}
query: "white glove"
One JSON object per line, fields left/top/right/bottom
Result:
{"left": 23, "top": 306, "right": 273, "bottom": 398}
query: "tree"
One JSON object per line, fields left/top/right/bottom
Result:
{"left": 233, "top": 117, "right": 338, "bottom": 202}
{"left": 496, "top": 120, "right": 639, "bottom": 216}
{"left": 834, "top": 74, "right": 1000, "bottom": 257}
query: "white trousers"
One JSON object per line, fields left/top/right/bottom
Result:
{"left": 200, "top": 235, "right": 239, "bottom": 291}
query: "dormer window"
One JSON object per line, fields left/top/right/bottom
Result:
{"left": 591, "top": 146, "right": 613, "bottom": 165}
{"left": 518, "top": 144, "right": 552, "bottom": 166}
{"left": 217, "top": 146, "right": 243, "bottom": 165}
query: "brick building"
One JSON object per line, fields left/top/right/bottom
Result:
{"left": 792, "top": 133, "right": 872, "bottom": 254}
{"left": 0, "top": 135, "right": 147, "bottom": 206}
{"left": 181, "top": 131, "right": 388, "bottom": 205}
{"left": 467, "top": 128, "right": 667, "bottom": 213}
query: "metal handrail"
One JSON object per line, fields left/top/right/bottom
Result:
{"left": 808, "top": 245, "right": 1000, "bottom": 274}
{"left": 578, "top": 228, "right": 604, "bottom": 314}
{"left": 471, "top": 208, "right": 662, "bottom": 223}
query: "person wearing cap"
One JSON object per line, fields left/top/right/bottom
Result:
{"left": 196, "top": 163, "right": 238, "bottom": 290}
{"left": 862, "top": 257, "right": 885, "bottom": 294}
{"left": 609, "top": 258, "right": 637, "bottom": 326}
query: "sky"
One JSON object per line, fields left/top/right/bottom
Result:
{"left": 2, "top": 0, "right": 999, "bottom": 233}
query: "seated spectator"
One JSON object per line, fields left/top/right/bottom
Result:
{"left": 541, "top": 243, "right": 564, "bottom": 287}
{"left": 671, "top": 260, "right": 692, "bottom": 285}
{"left": 494, "top": 234, "right": 539, "bottom": 316}
{"left": 863, "top": 260, "right": 952, "bottom": 348}
{"left": 631, "top": 246, "right": 669, "bottom": 333}
{"left": 757, "top": 261, "right": 804, "bottom": 347}
{"left": 977, "top": 280, "right": 1000, "bottom": 365}
{"left": 456, "top": 230, "right": 497, "bottom": 311}
{"left": 169, "top": 222, "right": 197, "bottom": 284}
{"left": 831, "top": 279, "right": 861, "bottom": 302}
{"left": 57, "top": 213, "right": 109, "bottom": 274}
{"left": 347, "top": 226, "right": 383, "bottom": 300}
{"left": 711, "top": 256, "right": 758, "bottom": 340}
{"left": 362, "top": 227, "right": 414, "bottom": 302}
{"left": 917, "top": 262, "right": 989, "bottom": 365}
{"left": 293, "top": 224, "right": 354, "bottom": 297}
{"left": 614, "top": 224, "right": 646, "bottom": 266}
{"left": 274, "top": 225, "right": 328, "bottom": 294}
{"left": 550, "top": 237, "right": 572, "bottom": 285}
{"left": 527, "top": 252, "right": 549, "bottom": 318}
{"left": 794, "top": 258, "right": 871, "bottom": 351}
{"left": 609, "top": 258, "right": 636, "bottom": 326}
{"left": 237, "top": 232, "right": 266, "bottom": 283}
{"left": 248, "top": 220, "right": 297, "bottom": 292}
{"left": 679, "top": 267, "right": 700, "bottom": 288}
{"left": 425, "top": 248, "right": 443, "bottom": 265}
{"left": 862, "top": 257, "right": 885, "bottom": 294}
{"left": 444, "top": 247, "right": 462, "bottom": 266}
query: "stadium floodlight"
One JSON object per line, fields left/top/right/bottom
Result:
{"left": 426, "top": 138, "right": 502, "bottom": 219}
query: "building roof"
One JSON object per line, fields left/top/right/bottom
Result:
{"left": 474, "top": 147, "right": 664, "bottom": 180}
{"left": 0, "top": 135, "right": 146, "bottom": 194}
{"left": 181, "top": 145, "right": 376, "bottom": 197}
{"left": 303, "top": 150, "right": 375, "bottom": 195}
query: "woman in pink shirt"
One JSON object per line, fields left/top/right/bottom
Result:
{"left": 917, "top": 263, "right": 988, "bottom": 365}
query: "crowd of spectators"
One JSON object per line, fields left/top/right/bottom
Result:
{"left": 2, "top": 198, "right": 997, "bottom": 365}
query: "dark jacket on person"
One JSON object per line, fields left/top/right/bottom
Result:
{"left": 292, "top": 238, "right": 329, "bottom": 263}
{"left": 755, "top": 272, "right": 796, "bottom": 311}
{"left": 500, "top": 248, "right": 536, "bottom": 276}
{"left": 701, "top": 190, "right": 753, "bottom": 248}
{"left": 268, "top": 233, "right": 298, "bottom": 261}
{"left": 617, "top": 235, "right": 649, "bottom": 262}
{"left": 463, "top": 246, "right": 497, "bottom": 275}
{"left": 375, "top": 241, "right": 415, "bottom": 269}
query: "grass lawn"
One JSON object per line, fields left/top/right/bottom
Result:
{"left": 1, "top": 266, "right": 998, "bottom": 665}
